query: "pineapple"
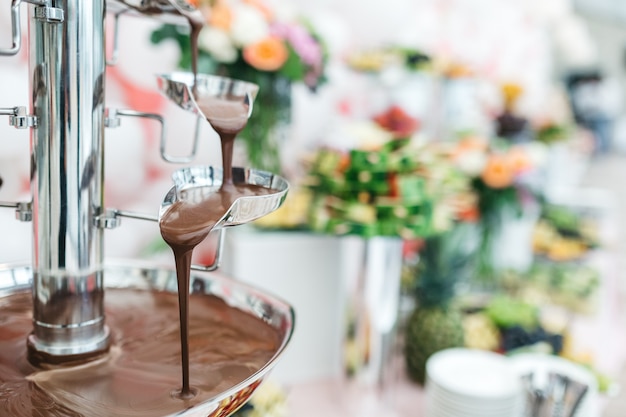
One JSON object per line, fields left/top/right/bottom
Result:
{"left": 404, "top": 224, "right": 475, "bottom": 385}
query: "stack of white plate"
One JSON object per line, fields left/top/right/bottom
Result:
{"left": 424, "top": 348, "right": 524, "bottom": 417}
{"left": 509, "top": 353, "right": 599, "bottom": 417}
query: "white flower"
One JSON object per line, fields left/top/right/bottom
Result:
{"left": 230, "top": 4, "right": 270, "bottom": 47}
{"left": 198, "top": 27, "right": 238, "bottom": 63}
{"left": 432, "top": 203, "right": 454, "bottom": 233}
{"left": 347, "top": 121, "right": 394, "bottom": 150}
{"left": 454, "top": 149, "right": 487, "bottom": 176}
{"left": 521, "top": 141, "right": 548, "bottom": 168}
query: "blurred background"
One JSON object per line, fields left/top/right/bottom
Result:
{"left": 2, "top": 0, "right": 626, "bottom": 416}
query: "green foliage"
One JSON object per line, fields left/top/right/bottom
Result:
{"left": 413, "top": 223, "right": 478, "bottom": 308}
{"left": 472, "top": 177, "right": 522, "bottom": 224}
{"left": 484, "top": 295, "right": 539, "bottom": 330}
{"left": 279, "top": 43, "right": 306, "bottom": 84}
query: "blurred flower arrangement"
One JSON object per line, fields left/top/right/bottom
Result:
{"left": 151, "top": 0, "right": 328, "bottom": 174}
{"left": 302, "top": 105, "right": 473, "bottom": 239}
{"left": 534, "top": 121, "right": 573, "bottom": 145}
{"left": 447, "top": 133, "right": 547, "bottom": 279}
{"left": 346, "top": 46, "right": 432, "bottom": 74}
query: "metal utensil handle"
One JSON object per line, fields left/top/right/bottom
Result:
{"left": 0, "top": 0, "right": 22, "bottom": 56}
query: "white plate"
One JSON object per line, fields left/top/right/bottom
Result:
{"left": 426, "top": 348, "right": 522, "bottom": 399}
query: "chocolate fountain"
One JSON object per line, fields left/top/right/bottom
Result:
{"left": 0, "top": 1, "right": 293, "bottom": 416}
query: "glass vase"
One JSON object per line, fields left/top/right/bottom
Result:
{"left": 489, "top": 202, "right": 540, "bottom": 273}
{"left": 339, "top": 235, "right": 404, "bottom": 415}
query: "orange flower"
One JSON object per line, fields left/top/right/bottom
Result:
{"left": 507, "top": 146, "right": 532, "bottom": 174}
{"left": 453, "top": 192, "right": 480, "bottom": 222}
{"left": 207, "top": 0, "right": 232, "bottom": 30}
{"left": 481, "top": 154, "right": 514, "bottom": 189}
{"left": 451, "top": 135, "right": 488, "bottom": 160}
{"left": 457, "top": 135, "right": 488, "bottom": 152}
{"left": 337, "top": 153, "right": 351, "bottom": 172}
{"left": 243, "top": 36, "right": 288, "bottom": 71}
{"left": 457, "top": 205, "right": 480, "bottom": 222}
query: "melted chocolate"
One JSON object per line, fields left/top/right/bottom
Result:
{"left": 196, "top": 98, "right": 250, "bottom": 185}
{"left": 159, "top": 182, "right": 273, "bottom": 397}
{"left": 160, "top": 82, "right": 266, "bottom": 398}
{"left": 141, "top": 0, "right": 268, "bottom": 399}
{"left": 0, "top": 288, "right": 281, "bottom": 416}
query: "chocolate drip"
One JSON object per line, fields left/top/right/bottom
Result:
{"left": 196, "top": 97, "right": 250, "bottom": 185}
{"left": 159, "top": 182, "right": 273, "bottom": 397}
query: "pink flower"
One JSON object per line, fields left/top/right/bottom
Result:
{"left": 272, "top": 22, "right": 323, "bottom": 67}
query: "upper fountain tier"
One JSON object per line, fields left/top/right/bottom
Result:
{"left": 107, "top": 0, "right": 205, "bottom": 25}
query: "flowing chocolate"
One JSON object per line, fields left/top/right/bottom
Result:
{"left": 196, "top": 97, "right": 250, "bottom": 185}
{"left": 159, "top": 182, "right": 274, "bottom": 397}
{"left": 0, "top": 288, "right": 281, "bottom": 416}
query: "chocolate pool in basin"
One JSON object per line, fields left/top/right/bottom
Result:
{"left": 0, "top": 263, "right": 294, "bottom": 417}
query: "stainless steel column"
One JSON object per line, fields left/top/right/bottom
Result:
{"left": 27, "top": 0, "right": 110, "bottom": 363}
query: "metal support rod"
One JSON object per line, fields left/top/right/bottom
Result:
{"left": 0, "top": 107, "right": 18, "bottom": 115}
{"left": 105, "top": 11, "right": 125, "bottom": 66}
{"left": 27, "top": 0, "right": 111, "bottom": 364}
{"left": 113, "top": 209, "right": 158, "bottom": 222}
{"left": 112, "top": 209, "right": 224, "bottom": 271}
{"left": 190, "top": 229, "right": 224, "bottom": 272}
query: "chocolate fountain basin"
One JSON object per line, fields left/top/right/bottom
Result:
{"left": 0, "top": 262, "right": 295, "bottom": 417}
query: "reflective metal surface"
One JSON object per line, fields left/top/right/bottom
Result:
{"left": 106, "top": 0, "right": 204, "bottom": 26}
{"left": 164, "top": 166, "right": 289, "bottom": 228}
{"left": 0, "top": 262, "right": 295, "bottom": 417}
{"left": 1, "top": 6, "right": 295, "bottom": 416}
{"left": 156, "top": 72, "right": 260, "bottom": 120}
{"left": 28, "top": 0, "right": 110, "bottom": 361}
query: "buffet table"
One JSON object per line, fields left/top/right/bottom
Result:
{"left": 221, "top": 187, "right": 626, "bottom": 416}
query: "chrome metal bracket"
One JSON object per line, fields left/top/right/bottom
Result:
{"left": 0, "top": 107, "right": 37, "bottom": 129}
{"left": 34, "top": 5, "right": 64, "bottom": 23}
{"left": 190, "top": 229, "right": 225, "bottom": 272}
{"left": 1, "top": 0, "right": 63, "bottom": 56}
{"left": 102, "top": 207, "right": 224, "bottom": 271}
{"left": 0, "top": 0, "right": 23, "bottom": 56}
{"left": 0, "top": 201, "right": 32, "bottom": 222}
{"left": 94, "top": 209, "right": 122, "bottom": 229}
{"left": 105, "top": 108, "right": 201, "bottom": 164}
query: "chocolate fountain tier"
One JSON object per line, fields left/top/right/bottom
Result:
{"left": 107, "top": 0, "right": 204, "bottom": 25}
{"left": 165, "top": 166, "right": 289, "bottom": 228}
{"left": 156, "top": 72, "right": 260, "bottom": 121}
{"left": 0, "top": 263, "right": 295, "bottom": 417}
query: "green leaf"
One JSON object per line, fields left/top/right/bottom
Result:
{"left": 278, "top": 46, "right": 306, "bottom": 83}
